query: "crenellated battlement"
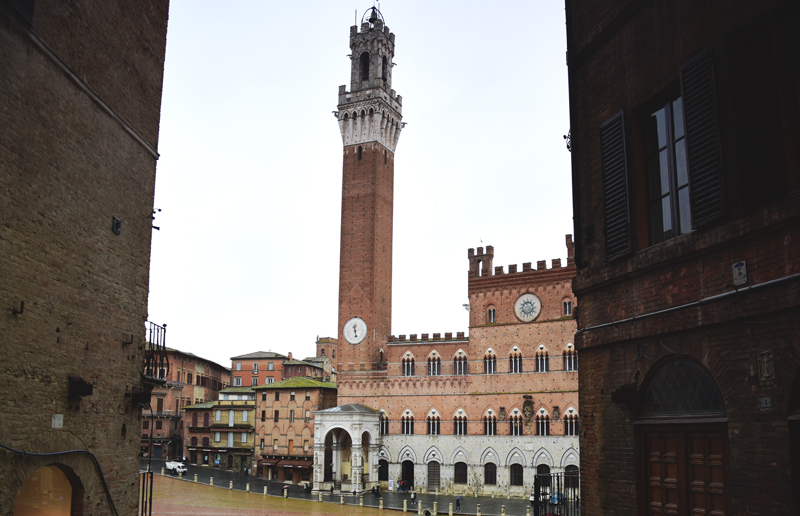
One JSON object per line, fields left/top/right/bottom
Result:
{"left": 387, "top": 331, "right": 468, "bottom": 344}
{"left": 468, "top": 235, "right": 575, "bottom": 280}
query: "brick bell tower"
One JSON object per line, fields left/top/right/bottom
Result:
{"left": 335, "top": 7, "right": 403, "bottom": 379}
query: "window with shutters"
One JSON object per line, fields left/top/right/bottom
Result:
{"left": 645, "top": 93, "right": 691, "bottom": 244}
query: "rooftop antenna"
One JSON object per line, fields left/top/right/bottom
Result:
{"left": 355, "top": 9, "right": 357, "bottom": 26}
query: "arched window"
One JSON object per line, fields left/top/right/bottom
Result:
{"left": 484, "top": 351, "right": 497, "bottom": 374}
{"left": 509, "top": 349, "right": 523, "bottom": 373}
{"left": 535, "top": 347, "right": 550, "bottom": 372}
{"left": 191, "top": 436, "right": 197, "bottom": 446}
{"left": 510, "top": 414, "right": 524, "bottom": 436}
{"left": 14, "top": 466, "right": 81, "bottom": 516}
{"left": 321, "top": 348, "right": 325, "bottom": 356}
{"left": 536, "top": 414, "right": 550, "bottom": 436}
{"left": 565, "top": 414, "right": 579, "bottom": 436}
{"left": 202, "top": 437, "right": 210, "bottom": 447}
{"left": 484, "top": 415, "right": 497, "bottom": 436}
{"left": 215, "top": 410, "right": 221, "bottom": 422}
{"left": 382, "top": 55, "right": 388, "bottom": 81}
{"left": 428, "top": 355, "right": 441, "bottom": 375}
{"left": 427, "top": 416, "right": 441, "bottom": 435}
{"left": 454, "top": 352, "right": 468, "bottom": 375}
{"left": 454, "top": 415, "right": 467, "bottom": 435}
{"left": 565, "top": 465, "right": 580, "bottom": 490}
{"left": 360, "top": 51, "right": 370, "bottom": 81}
{"left": 402, "top": 356, "right": 415, "bottom": 376}
{"left": 488, "top": 307, "right": 496, "bottom": 323}
{"left": 380, "top": 413, "right": 389, "bottom": 435}
{"left": 484, "top": 463, "right": 497, "bottom": 485}
{"left": 401, "top": 415, "right": 415, "bottom": 435}
{"left": 563, "top": 300, "right": 573, "bottom": 316}
{"left": 510, "top": 463, "right": 524, "bottom": 486}
{"left": 454, "top": 462, "right": 468, "bottom": 484}
{"left": 564, "top": 344, "right": 578, "bottom": 371}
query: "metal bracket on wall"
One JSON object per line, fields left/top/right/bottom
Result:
{"left": 12, "top": 300, "right": 25, "bottom": 315}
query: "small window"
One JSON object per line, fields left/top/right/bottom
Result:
{"left": 332, "top": 350, "right": 335, "bottom": 358}
{"left": 275, "top": 392, "right": 280, "bottom": 401}
{"left": 305, "top": 410, "right": 310, "bottom": 423}
{"left": 214, "top": 432, "right": 220, "bottom": 442}
{"left": 564, "top": 301, "right": 572, "bottom": 316}
{"left": 290, "top": 392, "right": 295, "bottom": 401}
{"left": 241, "top": 433, "right": 247, "bottom": 443}
{"left": 305, "top": 391, "right": 311, "bottom": 401}
{"left": 267, "top": 377, "right": 274, "bottom": 384}
{"left": 253, "top": 364, "right": 258, "bottom": 373}
{"left": 251, "top": 377, "right": 258, "bottom": 386}
{"left": 289, "top": 410, "right": 295, "bottom": 423}
{"left": 142, "top": 420, "right": 149, "bottom": 430}
{"left": 382, "top": 55, "right": 388, "bottom": 81}
{"left": 488, "top": 308, "right": 496, "bottom": 323}
{"left": 234, "top": 377, "right": 242, "bottom": 386}
{"left": 268, "top": 362, "right": 274, "bottom": 371}
{"left": 242, "top": 410, "right": 248, "bottom": 422}
{"left": 358, "top": 146, "right": 363, "bottom": 160}
{"left": 262, "top": 393, "right": 266, "bottom": 402}
{"left": 260, "top": 439, "right": 265, "bottom": 450}
{"left": 274, "top": 410, "right": 279, "bottom": 422}
{"left": 227, "top": 432, "right": 234, "bottom": 447}
{"left": 261, "top": 410, "right": 266, "bottom": 422}
{"left": 235, "top": 362, "right": 242, "bottom": 371}
{"left": 215, "top": 410, "right": 221, "bottom": 422}
{"left": 273, "top": 439, "right": 279, "bottom": 450}
{"left": 360, "top": 51, "right": 370, "bottom": 81}
{"left": 321, "top": 349, "right": 325, "bottom": 356}
{"left": 304, "top": 440, "right": 309, "bottom": 452}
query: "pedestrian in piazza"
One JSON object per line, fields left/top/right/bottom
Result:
{"left": 411, "top": 491, "right": 416, "bottom": 505}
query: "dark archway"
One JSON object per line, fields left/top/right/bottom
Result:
{"left": 401, "top": 460, "right": 414, "bottom": 487}
{"left": 427, "top": 461, "right": 440, "bottom": 489}
{"left": 635, "top": 356, "right": 728, "bottom": 516}
{"left": 378, "top": 459, "right": 389, "bottom": 481}
{"left": 14, "top": 464, "right": 85, "bottom": 516}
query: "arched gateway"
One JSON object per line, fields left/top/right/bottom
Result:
{"left": 313, "top": 404, "right": 381, "bottom": 493}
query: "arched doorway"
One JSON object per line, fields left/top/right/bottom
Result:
{"left": 14, "top": 464, "right": 83, "bottom": 516}
{"left": 636, "top": 357, "right": 728, "bottom": 515}
{"left": 427, "top": 461, "right": 440, "bottom": 490}
{"left": 378, "top": 459, "right": 389, "bottom": 481}
{"left": 401, "top": 460, "right": 414, "bottom": 488}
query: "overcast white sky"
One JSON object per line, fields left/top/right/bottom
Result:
{"left": 147, "top": 1, "right": 574, "bottom": 369}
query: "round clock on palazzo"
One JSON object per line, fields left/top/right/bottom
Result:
{"left": 514, "top": 293, "right": 542, "bottom": 322}
{"left": 343, "top": 317, "right": 368, "bottom": 345}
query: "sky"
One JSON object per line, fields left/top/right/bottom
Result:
{"left": 147, "top": 1, "right": 574, "bottom": 369}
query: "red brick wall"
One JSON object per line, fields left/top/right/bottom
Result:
{"left": 337, "top": 143, "right": 394, "bottom": 372}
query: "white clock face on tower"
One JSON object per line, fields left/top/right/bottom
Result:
{"left": 514, "top": 293, "right": 542, "bottom": 322}
{"left": 343, "top": 317, "right": 368, "bottom": 345}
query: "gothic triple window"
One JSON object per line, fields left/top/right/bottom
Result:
{"left": 427, "top": 416, "right": 441, "bottom": 435}
{"left": 535, "top": 347, "right": 550, "bottom": 372}
{"left": 454, "top": 415, "right": 467, "bottom": 435}
{"left": 402, "top": 356, "right": 415, "bottom": 376}
{"left": 565, "top": 414, "right": 579, "bottom": 436}
{"left": 510, "top": 415, "right": 524, "bottom": 436}
{"left": 484, "top": 351, "right": 497, "bottom": 375}
{"left": 428, "top": 354, "right": 441, "bottom": 376}
{"left": 564, "top": 346, "right": 578, "bottom": 371}
{"left": 484, "top": 415, "right": 497, "bottom": 436}
{"left": 536, "top": 414, "right": 550, "bottom": 436}
{"left": 509, "top": 348, "right": 523, "bottom": 373}
{"left": 401, "top": 415, "right": 415, "bottom": 435}
{"left": 379, "top": 414, "right": 389, "bottom": 435}
{"left": 454, "top": 353, "right": 468, "bottom": 375}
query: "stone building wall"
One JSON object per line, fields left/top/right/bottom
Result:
{"left": 0, "top": 1, "right": 169, "bottom": 514}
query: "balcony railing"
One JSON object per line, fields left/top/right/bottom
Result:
{"left": 143, "top": 321, "right": 168, "bottom": 380}
{"left": 152, "top": 409, "right": 183, "bottom": 418}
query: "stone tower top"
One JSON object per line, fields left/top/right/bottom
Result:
{"left": 336, "top": 6, "right": 404, "bottom": 152}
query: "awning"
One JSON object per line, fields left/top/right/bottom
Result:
{"left": 278, "top": 459, "right": 312, "bottom": 468}
{"left": 259, "top": 458, "right": 280, "bottom": 466}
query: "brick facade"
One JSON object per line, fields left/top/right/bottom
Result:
{"left": 1, "top": 1, "right": 169, "bottom": 514}
{"left": 230, "top": 351, "right": 286, "bottom": 387}
{"left": 566, "top": 0, "right": 800, "bottom": 514}
{"left": 253, "top": 377, "right": 337, "bottom": 483}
